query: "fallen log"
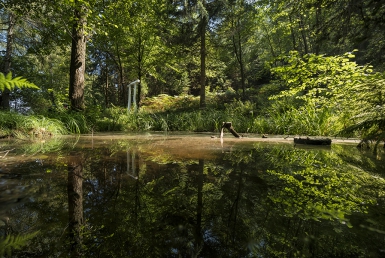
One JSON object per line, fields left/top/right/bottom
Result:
{"left": 294, "top": 137, "right": 332, "bottom": 145}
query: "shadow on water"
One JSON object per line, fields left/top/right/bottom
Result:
{"left": 0, "top": 133, "right": 385, "bottom": 257}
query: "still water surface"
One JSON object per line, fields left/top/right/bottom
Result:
{"left": 0, "top": 133, "right": 385, "bottom": 257}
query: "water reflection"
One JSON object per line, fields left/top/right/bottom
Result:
{"left": 67, "top": 152, "right": 84, "bottom": 257}
{"left": 0, "top": 134, "right": 384, "bottom": 257}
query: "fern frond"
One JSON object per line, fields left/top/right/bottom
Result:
{"left": 5, "top": 72, "right": 12, "bottom": 80}
{"left": 0, "top": 72, "right": 39, "bottom": 91}
{"left": 0, "top": 231, "right": 39, "bottom": 257}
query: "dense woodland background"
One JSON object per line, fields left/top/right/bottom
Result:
{"left": 0, "top": 0, "right": 384, "bottom": 145}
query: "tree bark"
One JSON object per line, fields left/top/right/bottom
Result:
{"left": 299, "top": 15, "right": 309, "bottom": 54}
{"left": 232, "top": 16, "right": 246, "bottom": 99}
{"left": 137, "top": 33, "right": 144, "bottom": 109}
{"left": 199, "top": 0, "right": 207, "bottom": 109}
{"left": 69, "top": 1, "right": 87, "bottom": 111}
{"left": 116, "top": 43, "right": 126, "bottom": 106}
{"left": 104, "top": 66, "right": 109, "bottom": 107}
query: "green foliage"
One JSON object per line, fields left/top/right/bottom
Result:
{"left": 267, "top": 165, "right": 372, "bottom": 223}
{"left": 0, "top": 111, "right": 68, "bottom": 138}
{"left": 270, "top": 50, "right": 368, "bottom": 107}
{"left": 95, "top": 106, "right": 133, "bottom": 131}
{"left": 141, "top": 94, "right": 200, "bottom": 113}
{"left": 0, "top": 72, "right": 39, "bottom": 92}
{"left": 255, "top": 144, "right": 385, "bottom": 226}
{"left": 266, "top": 51, "right": 383, "bottom": 139}
{"left": 49, "top": 111, "right": 90, "bottom": 134}
{"left": 257, "top": 104, "right": 338, "bottom": 136}
{"left": 341, "top": 76, "right": 385, "bottom": 144}
{"left": 0, "top": 231, "right": 39, "bottom": 257}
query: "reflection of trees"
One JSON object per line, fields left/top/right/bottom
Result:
{"left": 223, "top": 144, "right": 385, "bottom": 257}
{"left": 2, "top": 139, "right": 385, "bottom": 257}
{"left": 193, "top": 159, "right": 204, "bottom": 257}
{"left": 0, "top": 138, "right": 75, "bottom": 256}
{"left": 67, "top": 152, "right": 84, "bottom": 256}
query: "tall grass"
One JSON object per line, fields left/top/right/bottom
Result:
{"left": 90, "top": 94, "right": 341, "bottom": 136}
{"left": 1, "top": 91, "right": 351, "bottom": 138}
{"left": 0, "top": 111, "right": 68, "bottom": 139}
{"left": 248, "top": 105, "right": 343, "bottom": 136}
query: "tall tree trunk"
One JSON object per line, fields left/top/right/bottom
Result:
{"left": 199, "top": 1, "right": 207, "bottom": 109}
{"left": 289, "top": 16, "right": 298, "bottom": 51}
{"left": 67, "top": 153, "right": 84, "bottom": 257}
{"left": 313, "top": 0, "right": 322, "bottom": 55}
{"left": 261, "top": 24, "right": 277, "bottom": 64}
{"left": 116, "top": 43, "right": 126, "bottom": 106}
{"left": 232, "top": 17, "right": 246, "bottom": 99}
{"left": 137, "top": 34, "right": 144, "bottom": 109}
{"left": 104, "top": 66, "right": 109, "bottom": 107}
{"left": 299, "top": 15, "right": 309, "bottom": 54}
{"left": 69, "top": 1, "right": 87, "bottom": 111}
{"left": 1, "top": 12, "right": 15, "bottom": 110}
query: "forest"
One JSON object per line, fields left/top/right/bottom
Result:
{"left": 0, "top": 0, "right": 384, "bottom": 147}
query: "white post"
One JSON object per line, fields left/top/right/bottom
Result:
{"left": 127, "top": 85, "right": 132, "bottom": 112}
{"left": 127, "top": 79, "right": 140, "bottom": 113}
{"left": 133, "top": 83, "right": 137, "bottom": 112}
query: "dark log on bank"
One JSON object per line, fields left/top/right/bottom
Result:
{"left": 294, "top": 137, "right": 332, "bottom": 145}
{"left": 222, "top": 122, "right": 241, "bottom": 138}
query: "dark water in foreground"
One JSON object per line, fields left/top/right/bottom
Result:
{"left": 0, "top": 133, "right": 384, "bottom": 258}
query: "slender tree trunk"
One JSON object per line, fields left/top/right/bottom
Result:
{"left": 136, "top": 34, "right": 144, "bottom": 109}
{"left": 289, "top": 16, "right": 298, "bottom": 51}
{"left": 69, "top": 1, "right": 87, "bottom": 111}
{"left": 313, "top": 0, "right": 322, "bottom": 55}
{"left": 1, "top": 12, "right": 15, "bottom": 110}
{"left": 104, "top": 66, "right": 109, "bottom": 107}
{"left": 299, "top": 15, "right": 309, "bottom": 54}
{"left": 199, "top": 1, "right": 207, "bottom": 109}
{"left": 232, "top": 17, "right": 246, "bottom": 99}
{"left": 238, "top": 41, "right": 246, "bottom": 99}
{"left": 116, "top": 43, "right": 126, "bottom": 106}
{"left": 261, "top": 24, "right": 277, "bottom": 64}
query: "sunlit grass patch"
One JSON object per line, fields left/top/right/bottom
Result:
{"left": 0, "top": 111, "right": 68, "bottom": 139}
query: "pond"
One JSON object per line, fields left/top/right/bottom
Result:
{"left": 0, "top": 133, "right": 385, "bottom": 257}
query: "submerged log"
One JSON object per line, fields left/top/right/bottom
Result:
{"left": 222, "top": 122, "right": 241, "bottom": 138}
{"left": 294, "top": 137, "right": 332, "bottom": 145}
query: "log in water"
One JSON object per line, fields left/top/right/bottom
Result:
{"left": 294, "top": 137, "right": 332, "bottom": 145}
